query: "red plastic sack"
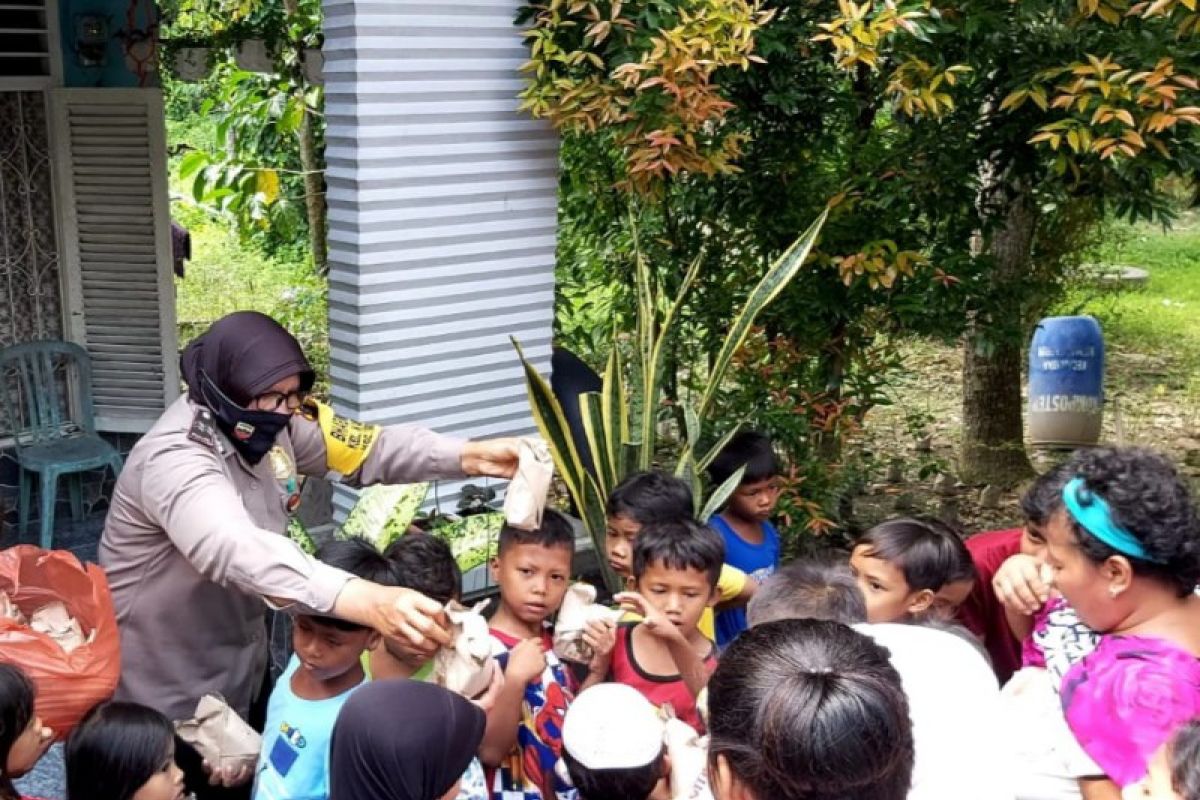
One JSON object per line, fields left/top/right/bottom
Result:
{"left": 0, "top": 545, "right": 120, "bottom": 737}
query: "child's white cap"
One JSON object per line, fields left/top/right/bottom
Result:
{"left": 562, "top": 684, "right": 665, "bottom": 770}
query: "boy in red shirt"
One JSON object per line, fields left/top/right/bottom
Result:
{"left": 955, "top": 464, "right": 1068, "bottom": 683}
{"left": 611, "top": 519, "right": 723, "bottom": 731}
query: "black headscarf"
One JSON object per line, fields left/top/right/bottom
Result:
{"left": 329, "top": 680, "right": 486, "bottom": 800}
{"left": 180, "top": 311, "right": 314, "bottom": 406}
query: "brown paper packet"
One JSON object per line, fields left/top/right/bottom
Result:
{"left": 503, "top": 438, "right": 554, "bottom": 531}
{"left": 0, "top": 590, "right": 26, "bottom": 626}
{"left": 174, "top": 693, "right": 261, "bottom": 774}
{"left": 29, "top": 601, "right": 89, "bottom": 653}
{"left": 432, "top": 600, "right": 497, "bottom": 699}
{"left": 552, "top": 582, "right": 621, "bottom": 664}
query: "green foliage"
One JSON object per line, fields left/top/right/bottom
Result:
{"left": 427, "top": 513, "right": 506, "bottom": 574}
{"left": 515, "top": 213, "right": 827, "bottom": 589}
{"left": 339, "top": 483, "right": 431, "bottom": 552}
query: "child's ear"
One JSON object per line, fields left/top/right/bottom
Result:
{"left": 709, "top": 754, "right": 750, "bottom": 800}
{"left": 365, "top": 630, "right": 382, "bottom": 652}
{"left": 907, "top": 588, "right": 935, "bottom": 615}
{"left": 489, "top": 556, "right": 501, "bottom": 583}
{"left": 707, "top": 586, "right": 720, "bottom": 608}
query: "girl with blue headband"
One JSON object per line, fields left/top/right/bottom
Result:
{"left": 1039, "top": 447, "right": 1200, "bottom": 798}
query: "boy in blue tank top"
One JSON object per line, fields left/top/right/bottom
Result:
{"left": 706, "top": 430, "right": 782, "bottom": 648}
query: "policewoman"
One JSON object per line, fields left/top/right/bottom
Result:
{"left": 99, "top": 311, "right": 519, "bottom": 796}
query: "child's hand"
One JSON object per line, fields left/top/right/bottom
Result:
{"left": 615, "top": 592, "right": 684, "bottom": 643}
{"left": 993, "top": 553, "right": 1051, "bottom": 615}
{"left": 583, "top": 618, "right": 617, "bottom": 676}
{"left": 470, "top": 659, "right": 505, "bottom": 714}
{"left": 507, "top": 637, "right": 548, "bottom": 684}
{"left": 202, "top": 760, "right": 254, "bottom": 788}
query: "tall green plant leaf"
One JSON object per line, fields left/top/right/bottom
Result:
{"left": 600, "top": 345, "right": 628, "bottom": 484}
{"left": 699, "top": 465, "right": 747, "bottom": 522}
{"left": 697, "top": 422, "right": 746, "bottom": 474}
{"left": 579, "top": 392, "right": 615, "bottom": 498}
{"left": 696, "top": 210, "right": 828, "bottom": 419}
{"left": 512, "top": 338, "right": 587, "bottom": 509}
{"left": 634, "top": 250, "right": 657, "bottom": 470}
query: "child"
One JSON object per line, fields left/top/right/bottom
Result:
{"left": 0, "top": 664, "right": 53, "bottom": 800}
{"left": 366, "top": 532, "right": 462, "bottom": 681}
{"left": 955, "top": 462, "right": 1074, "bottom": 683}
{"left": 705, "top": 431, "right": 782, "bottom": 646}
{"left": 848, "top": 517, "right": 976, "bottom": 623}
{"left": 745, "top": 557, "right": 866, "bottom": 627}
{"left": 611, "top": 520, "right": 722, "bottom": 732}
{"left": 1131, "top": 719, "right": 1200, "bottom": 800}
{"left": 605, "top": 471, "right": 753, "bottom": 644}
{"left": 329, "top": 681, "right": 486, "bottom": 800}
{"left": 253, "top": 537, "right": 383, "bottom": 800}
{"left": 480, "top": 509, "right": 609, "bottom": 800}
{"left": 65, "top": 701, "right": 185, "bottom": 800}
{"left": 560, "top": 684, "right": 671, "bottom": 800}
{"left": 707, "top": 619, "right": 913, "bottom": 800}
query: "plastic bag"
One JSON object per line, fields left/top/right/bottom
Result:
{"left": 0, "top": 546, "right": 121, "bottom": 737}
{"left": 552, "top": 583, "right": 621, "bottom": 664}
{"left": 664, "top": 716, "right": 713, "bottom": 800}
{"left": 174, "top": 693, "right": 261, "bottom": 774}
{"left": 432, "top": 601, "right": 497, "bottom": 699}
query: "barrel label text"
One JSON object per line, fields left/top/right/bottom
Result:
{"left": 1030, "top": 394, "right": 1102, "bottom": 413}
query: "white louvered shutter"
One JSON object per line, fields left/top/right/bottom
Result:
{"left": 0, "top": 0, "right": 54, "bottom": 83}
{"left": 50, "top": 88, "right": 179, "bottom": 433}
{"left": 323, "top": 0, "right": 559, "bottom": 516}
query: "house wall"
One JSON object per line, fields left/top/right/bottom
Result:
{"left": 321, "top": 0, "right": 559, "bottom": 518}
{"left": 58, "top": 0, "right": 154, "bottom": 88}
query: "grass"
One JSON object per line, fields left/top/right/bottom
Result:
{"left": 1076, "top": 210, "right": 1200, "bottom": 377}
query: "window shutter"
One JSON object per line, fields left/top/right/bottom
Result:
{"left": 0, "top": 0, "right": 53, "bottom": 82}
{"left": 50, "top": 88, "right": 179, "bottom": 433}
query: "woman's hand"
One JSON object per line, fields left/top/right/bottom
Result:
{"left": 461, "top": 438, "right": 522, "bottom": 479}
{"left": 335, "top": 580, "right": 452, "bottom": 656}
{"left": 993, "top": 553, "right": 1051, "bottom": 616}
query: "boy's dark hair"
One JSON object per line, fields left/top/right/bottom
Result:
{"left": 1065, "top": 447, "right": 1200, "bottom": 597}
{"left": 1170, "top": 719, "right": 1200, "bottom": 800}
{"left": 498, "top": 507, "right": 576, "bottom": 555}
{"left": 66, "top": 701, "right": 175, "bottom": 800}
{"left": 854, "top": 517, "right": 976, "bottom": 593}
{"left": 384, "top": 532, "right": 462, "bottom": 604}
{"left": 632, "top": 520, "right": 724, "bottom": 588}
{"left": 706, "top": 430, "right": 780, "bottom": 488}
{"left": 708, "top": 618, "right": 914, "bottom": 800}
{"left": 0, "top": 663, "right": 36, "bottom": 800}
{"left": 605, "top": 471, "right": 693, "bottom": 526}
{"left": 310, "top": 536, "right": 400, "bottom": 631}
{"left": 1019, "top": 462, "right": 1074, "bottom": 527}
{"left": 562, "top": 750, "right": 666, "bottom": 800}
{"left": 747, "top": 558, "right": 866, "bottom": 627}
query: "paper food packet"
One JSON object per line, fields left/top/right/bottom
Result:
{"left": 0, "top": 591, "right": 25, "bottom": 626}
{"left": 552, "top": 582, "right": 621, "bottom": 664}
{"left": 174, "top": 694, "right": 261, "bottom": 774}
{"left": 503, "top": 438, "right": 554, "bottom": 531}
{"left": 29, "top": 601, "right": 90, "bottom": 654}
{"left": 664, "top": 716, "right": 714, "bottom": 800}
{"left": 432, "top": 601, "right": 497, "bottom": 699}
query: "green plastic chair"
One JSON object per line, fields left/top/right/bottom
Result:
{"left": 0, "top": 341, "right": 124, "bottom": 549}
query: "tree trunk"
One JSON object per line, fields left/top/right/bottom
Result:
{"left": 959, "top": 177, "right": 1037, "bottom": 486}
{"left": 298, "top": 109, "right": 327, "bottom": 274}
{"left": 282, "top": 0, "right": 327, "bottom": 274}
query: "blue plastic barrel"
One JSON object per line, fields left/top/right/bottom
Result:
{"left": 1028, "top": 315, "right": 1105, "bottom": 447}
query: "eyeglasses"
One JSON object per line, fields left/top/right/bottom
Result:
{"left": 255, "top": 389, "right": 307, "bottom": 412}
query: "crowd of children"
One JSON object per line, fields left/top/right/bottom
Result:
{"left": 3, "top": 438, "right": 1200, "bottom": 800}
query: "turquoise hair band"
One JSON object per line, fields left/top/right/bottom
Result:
{"left": 1062, "top": 477, "right": 1165, "bottom": 564}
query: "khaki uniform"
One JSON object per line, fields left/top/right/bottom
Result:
{"left": 99, "top": 395, "right": 465, "bottom": 721}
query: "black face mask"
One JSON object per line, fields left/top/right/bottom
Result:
{"left": 199, "top": 370, "right": 291, "bottom": 465}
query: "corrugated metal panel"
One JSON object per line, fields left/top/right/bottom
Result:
{"left": 322, "top": 0, "right": 557, "bottom": 517}
{"left": 51, "top": 89, "right": 180, "bottom": 432}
